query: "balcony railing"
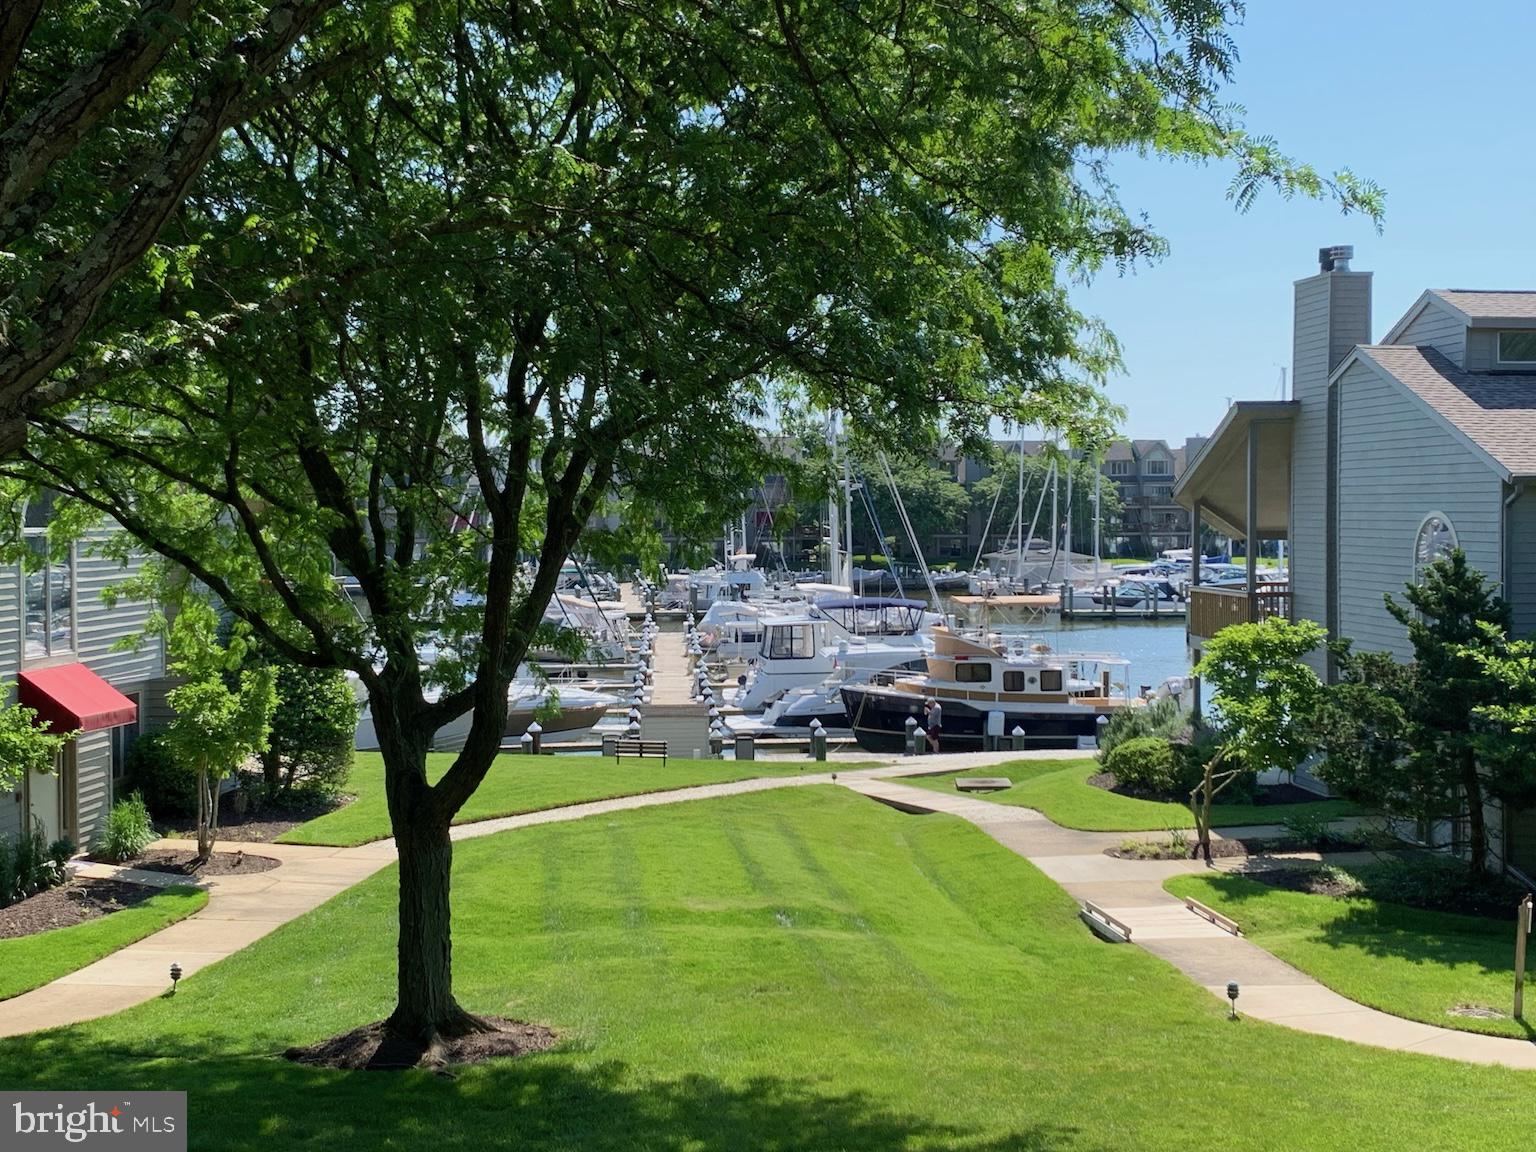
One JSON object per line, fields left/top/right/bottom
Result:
{"left": 1187, "top": 583, "right": 1291, "bottom": 640}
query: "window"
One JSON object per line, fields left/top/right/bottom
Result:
{"left": 1039, "top": 669, "right": 1064, "bottom": 692}
{"left": 23, "top": 492, "right": 74, "bottom": 660}
{"left": 1143, "top": 459, "right": 1170, "bottom": 476}
{"left": 1108, "top": 460, "right": 1132, "bottom": 477}
{"left": 1497, "top": 331, "right": 1536, "bottom": 365}
{"left": 954, "top": 661, "right": 991, "bottom": 683}
{"left": 110, "top": 695, "right": 140, "bottom": 792}
{"left": 1003, "top": 670, "right": 1025, "bottom": 692}
{"left": 766, "top": 623, "right": 815, "bottom": 659}
{"left": 1413, "top": 513, "right": 1458, "bottom": 582}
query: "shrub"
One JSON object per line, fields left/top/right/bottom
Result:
{"left": 1097, "top": 696, "right": 1185, "bottom": 757}
{"left": 1103, "top": 736, "right": 1189, "bottom": 796}
{"left": 4, "top": 819, "right": 53, "bottom": 905}
{"left": 260, "top": 662, "right": 358, "bottom": 801}
{"left": 100, "top": 793, "right": 156, "bottom": 862}
{"left": 126, "top": 732, "right": 198, "bottom": 820}
{"left": 47, "top": 836, "right": 76, "bottom": 883}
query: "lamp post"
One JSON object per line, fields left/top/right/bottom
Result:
{"left": 169, "top": 962, "right": 182, "bottom": 995}
{"left": 1226, "top": 981, "right": 1240, "bottom": 1020}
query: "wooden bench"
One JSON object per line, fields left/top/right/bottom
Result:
{"left": 614, "top": 738, "right": 668, "bottom": 766}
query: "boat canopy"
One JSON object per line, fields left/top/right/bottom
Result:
{"left": 813, "top": 597, "right": 926, "bottom": 611}
{"left": 814, "top": 597, "right": 928, "bottom": 637}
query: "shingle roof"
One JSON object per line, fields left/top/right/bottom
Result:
{"left": 1356, "top": 345, "right": 1536, "bottom": 477}
{"left": 1431, "top": 290, "right": 1536, "bottom": 322}
{"left": 1132, "top": 438, "right": 1171, "bottom": 458}
{"left": 1102, "top": 440, "right": 1134, "bottom": 462}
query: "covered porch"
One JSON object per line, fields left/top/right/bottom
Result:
{"left": 1173, "top": 401, "right": 1296, "bottom": 645}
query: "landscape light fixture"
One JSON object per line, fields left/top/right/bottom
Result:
{"left": 169, "top": 962, "right": 183, "bottom": 994}
{"left": 1226, "top": 981, "right": 1240, "bottom": 1019}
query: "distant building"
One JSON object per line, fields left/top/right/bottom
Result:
{"left": 1101, "top": 437, "right": 1206, "bottom": 558}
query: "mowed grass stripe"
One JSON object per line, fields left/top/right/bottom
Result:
{"left": 0, "top": 787, "right": 1528, "bottom": 1151}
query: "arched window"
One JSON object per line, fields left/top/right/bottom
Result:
{"left": 23, "top": 491, "right": 74, "bottom": 660}
{"left": 1413, "top": 512, "right": 1458, "bottom": 583}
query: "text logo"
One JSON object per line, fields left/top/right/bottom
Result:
{"left": 2, "top": 1093, "right": 185, "bottom": 1150}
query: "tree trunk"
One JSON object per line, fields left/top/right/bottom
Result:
{"left": 261, "top": 746, "right": 283, "bottom": 799}
{"left": 195, "top": 760, "right": 214, "bottom": 861}
{"left": 376, "top": 727, "right": 491, "bottom": 1058}
{"left": 1461, "top": 748, "right": 1488, "bottom": 876}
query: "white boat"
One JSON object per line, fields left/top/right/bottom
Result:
{"left": 355, "top": 680, "right": 620, "bottom": 753}
{"left": 1089, "top": 578, "right": 1183, "bottom": 608}
{"left": 726, "top": 597, "right": 938, "bottom": 713}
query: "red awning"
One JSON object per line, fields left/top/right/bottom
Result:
{"left": 18, "top": 664, "right": 139, "bottom": 734}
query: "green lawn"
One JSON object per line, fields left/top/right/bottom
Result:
{"left": 1, "top": 787, "right": 1530, "bottom": 1150}
{"left": 904, "top": 759, "right": 1361, "bottom": 831}
{"left": 0, "top": 886, "right": 206, "bottom": 1001}
{"left": 278, "top": 752, "right": 832, "bottom": 846}
{"left": 1167, "top": 871, "right": 1533, "bottom": 1040}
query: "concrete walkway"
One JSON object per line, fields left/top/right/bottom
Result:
{"left": 842, "top": 776, "right": 1536, "bottom": 1071}
{"left": 0, "top": 751, "right": 1040, "bottom": 1037}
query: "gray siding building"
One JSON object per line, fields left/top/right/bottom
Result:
{"left": 1, "top": 513, "right": 165, "bottom": 851}
{"left": 1177, "top": 249, "right": 1536, "bottom": 871}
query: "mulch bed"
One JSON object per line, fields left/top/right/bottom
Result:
{"left": 284, "top": 1017, "right": 557, "bottom": 1071}
{"left": 1105, "top": 833, "right": 1371, "bottom": 862}
{"left": 0, "top": 878, "right": 160, "bottom": 940}
{"left": 128, "top": 849, "right": 281, "bottom": 877}
{"left": 161, "top": 792, "right": 350, "bottom": 843}
{"left": 1088, "top": 772, "right": 1332, "bottom": 807}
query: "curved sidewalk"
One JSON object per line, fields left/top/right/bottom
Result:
{"left": 0, "top": 751, "right": 1040, "bottom": 1038}
{"left": 841, "top": 776, "right": 1536, "bottom": 1071}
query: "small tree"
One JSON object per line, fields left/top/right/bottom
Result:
{"left": 1191, "top": 617, "right": 1326, "bottom": 862}
{"left": 1310, "top": 641, "right": 1423, "bottom": 818}
{"left": 1464, "top": 630, "right": 1536, "bottom": 841}
{"left": 0, "top": 695, "right": 73, "bottom": 796}
{"left": 259, "top": 658, "right": 359, "bottom": 802}
{"left": 162, "top": 600, "right": 276, "bottom": 860}
{"left": 1384, "top": 551, "right": 1510, "bottom": 874}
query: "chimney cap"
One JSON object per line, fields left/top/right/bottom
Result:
{"left": 1319, "top": 244, "right": 1354, "bottom": 273}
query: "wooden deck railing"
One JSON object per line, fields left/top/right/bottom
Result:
{"left": 1186, "top": 583, "right": 1291, "bottom": 640}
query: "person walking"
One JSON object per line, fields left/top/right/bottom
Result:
{"left": 924, "top": 697, "right": 942, "bottom": 753}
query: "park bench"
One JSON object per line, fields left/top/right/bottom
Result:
{"left": 614, "top": 738, "right": 668, "bottom": 766}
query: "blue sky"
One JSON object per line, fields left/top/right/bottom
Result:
{"left": 1074, "top": 0, "right": 1536, "bottom": 440}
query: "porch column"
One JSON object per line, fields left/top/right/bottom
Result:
{"left": 1246, "top": 421, "right": 1259, "bottom": 595}
{"left": 1190, "top": 498, "right": 1202, "bottom": 584}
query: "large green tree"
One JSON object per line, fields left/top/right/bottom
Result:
{"left": 5, "top": 1, "right": 1380, "bottom": 1059}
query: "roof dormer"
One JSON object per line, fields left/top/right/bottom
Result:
{"left": 1383, "top": 289, "right": 1536, "bottom": 371}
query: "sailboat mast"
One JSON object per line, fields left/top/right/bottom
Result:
{"left": 1064, "top": 441, "right": 1073, "bottom": 591}
{"left": 1014, "top": 433, "right": 1025, "bottom": 582}
{"left": 826, "top": 413, "right": 840, "bottom": 586}
{"left": 1050, "top": 441, "right": 1059, "bottom": 582}
{"left": 842, "top": 419, "right": 854, "bottom": 588}
{"left": 1093, "top": 452, "right": 1102, "bottom": 576}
